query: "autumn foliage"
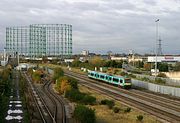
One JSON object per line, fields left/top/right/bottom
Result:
{"left": 55, "top": 76, "right": 77, "bottom": 94}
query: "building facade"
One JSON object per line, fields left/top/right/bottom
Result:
{"left": 148, "top": 56, "right": 180, "bottom": 63}
{"left": 6, "top": 26, "right": 29, "bottom": 56}
{"left": 6, "top": 24, "right": 72, "bottom": 58}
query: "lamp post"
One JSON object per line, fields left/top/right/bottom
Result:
{"left": 155, "top": 19, "right": 159, "bottom": 77}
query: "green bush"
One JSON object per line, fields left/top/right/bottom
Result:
{"left": 100, "top": 99, "right": 115, "bottom": 109}
{"left": 107, "top": 100, "right": 115, "bottom": 109}
{"left": 120, "top": 72, "right": 128, "bottom": 76}
{"left": 67, "top": 77, "right": 78, "bottom": 89}
{"left": 53, "top": 67, "right": 64, "bottom": 81}
{"left": 100, "top": 99, "right": 109, "bottom": 105}
{"left": 74, "top": 105, "right": 96, "bottom": 123}
{"left": 141, "top": 77, "right": 150, "bottom": 81}
{"left": 155, "top": 78, "right": 166, "bottom": 84}
{"left": 128, "top": 74, "right": 136, "bottom": 78}
{"left": 65, "top": 89, "right": 84, "bottom": 101}
{"left": 113, "top": 107, "right": 120, "bottom": 113}
{"left": 137, "top": 115, "right": 143, "bottom": 121}
{"left": 82, "top": 95, "right": 96, "bottom": 105}
{"left": 65, "top": 89, "right": 96, "bottom": 105}
{"left": 124, "top": 107, "right": 131, "bottom": 113}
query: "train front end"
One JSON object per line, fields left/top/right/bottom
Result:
{"left": 124, "top": 78, "right": 132, "bottom": 89}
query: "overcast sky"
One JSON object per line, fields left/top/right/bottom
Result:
{"left": 0, "top": 0, "right": 180, "bottom": 54}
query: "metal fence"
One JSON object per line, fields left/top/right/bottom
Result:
{"left": 132, "top": 79, "right": 180, "bottom": 97}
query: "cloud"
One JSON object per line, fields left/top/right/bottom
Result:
{"left": 0, "top": 0, "right": 180, "bottom": 54}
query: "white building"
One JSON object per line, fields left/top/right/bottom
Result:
{"left": 81, "top": 50, "right": 89, "bottom": 56}
{"left": 148, "top": 56, "right": 180, "bottom": 63}
{"left": 110, "top": 56, "right": 127, "bottom": 61}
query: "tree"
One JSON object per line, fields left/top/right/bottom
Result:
{"left": 71, "top": 60, "right": 81, "bottom": 67}
{"left": 174, "top": 62, "right": 180, "bottom": 71}
{"left": 32, "top": 70, "right": 42, "bottom": 83}
{"left": 56, "top": 76, "right": 78, "bottom": 94}
{"left": 158, "top": 63, "right": 169, "bottom": 72}
{"left": 27, "top": 68, "right": 33, "bottom": 75}
{"left": 60, "top": 79, "right": 71, "bottom": 94}
{"left": 144, "top": 63, "right": 151, "bottom": 71}
{"left": 68, "top": 77, "right": 78, "bottom": 89}
{"left": 89, "top": 56, "right": 104, "bottom": 68}
{"left": 104, "top": 60, "right": 122, "bottom": 68}
{"left": 53, "top": 67, "right": 64, "bottom": 82}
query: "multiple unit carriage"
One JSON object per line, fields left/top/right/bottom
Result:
{"left": 88, "top": 70, "right": 132, "bottom": 89}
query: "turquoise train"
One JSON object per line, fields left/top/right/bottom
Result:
{"left": 88, "top": 70, "right": 132, "bottom": 89}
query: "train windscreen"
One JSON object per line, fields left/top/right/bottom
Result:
{"left": 125, "top": 78, "right": 131, "bottom": 83}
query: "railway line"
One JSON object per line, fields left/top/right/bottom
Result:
{"left": 24, "top": 72, "right": 54, "bottom": 123}
{"left": 42, "top": 79, "right": 66, "bottom": 123}
{"left": 23, "top": 72, "right": 66, "bottom": 123}
{"left": 65, "top": 70, "right": 180, "bottom": 123}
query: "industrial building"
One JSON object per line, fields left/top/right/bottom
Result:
{"left": 6, "top": 26, "right": 29, "bottom": 56}
{"left": 6, "top": 24, "right": 72, "bottom": 59}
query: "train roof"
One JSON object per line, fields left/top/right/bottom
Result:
{"left": 88, "top": 70, "right": 130, "bottom": 79}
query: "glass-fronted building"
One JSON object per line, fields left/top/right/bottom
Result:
{"left": 6, "top": 24, "right": 72, "bottom": 58}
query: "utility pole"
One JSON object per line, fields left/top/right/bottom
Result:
{"left": 158, "top": 37, "right": 163, "bottom": 55}
{"left": 155, "top": 19, "right": 159, "bottom": 77}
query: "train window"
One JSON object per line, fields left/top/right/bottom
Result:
{"left": 109, "top": 77, "right": 112, "bottom": 81}
{"left": 113, "top": 78, "right": 119, "bottom": 83}
{"left": 106, "top": 76, "right": 108, "bottom": 79}
{"left": 100, "top": 75, "right": 104, "bottom": 79}
{"left": 97, "top": 74, "right": 99, "bottom": 77}
{"left": 120, "top": 79, "right": 123, "bottom": 83}
{"left": 91, "top": 73, "right": 94, "bottom": 76}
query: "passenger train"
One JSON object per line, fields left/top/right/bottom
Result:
{"left": 88, "top": 70, "right": 132, "bottom": 89}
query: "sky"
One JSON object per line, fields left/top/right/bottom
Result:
{"left": 0, "top": 0, "right": 180, "bottom": 55}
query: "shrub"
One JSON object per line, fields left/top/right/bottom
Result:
{"left": 100, "top": 99, "right": 109, "bottom": 105}
{"left": 82, "top": 95, "right": 96, "bottom": 105}
{"left": 137, "top": 115, "right": 143, "bottom": 121}
{"left": 100, "top": 99, "right": 115, "bottom": 109}
{"left": 53, "top": 67, "right": 64, "bottom": 81}
{"left": 56, "top": 76, "right": 78, "bottom": 94}
{"left": 141, "top": 77, "right": 150, "bottom": 81}
{"left": 113, "top": 107, "right": 120, "bottom": 113}
{"left": 107, "top": 100, "right": 115, "bottom": 109}
{"left": 128, "top": 74, "right": 136, "bottom": 78}
{"left": 155, "top": 78, "right": 166, "bottom": 84}
{"left": 74, "top": 105, "right": 96, "bottom": 123}
{"left": 27, "top": 68, "right": 33, "bottom": 75}
{"left": 120, "top": 72, "right": 128, "bottom": 76}
{"left": 65, "top": 89, "right": 84, "bottom": 101}
{"left": 65, "top": 89, "right": 96, "bottom": 104}
{"left": 67, "top": 77, "right": 78, "bottom": 89}
{"left": 124, "top": 107, "right": 131, "bottom": 113}
{"left": 32, "top": 70, "right": 42, "bottom": 83}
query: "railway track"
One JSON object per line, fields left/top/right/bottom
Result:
{"left": 24, "top": 72, "right": 54, "bottom": 123}
{"left": 65, "top": 70, "right": 180, "bottom": 123}
{"left": 25, "top": 72, "right": 67, "bottom": 123}
{"left": 42, "top": 79, "right": 66, "bottom": 123}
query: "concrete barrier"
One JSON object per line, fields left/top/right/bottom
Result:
{"left": 134, "top": 74, "right": 180, "bottom": 86}
{"left": 132, "top": 79, "right": 180, "bottom": 97}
